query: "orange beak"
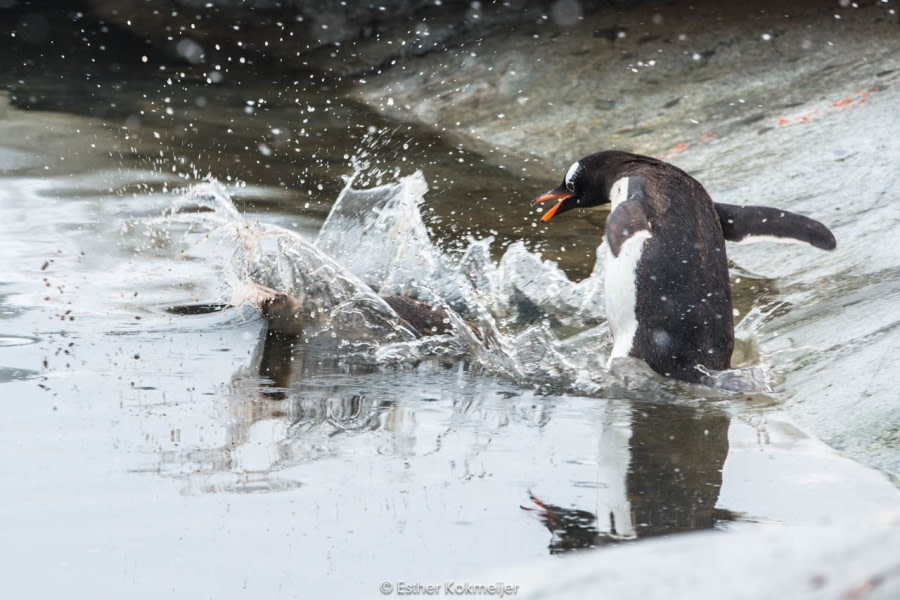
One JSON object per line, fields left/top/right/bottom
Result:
{"left": 531, "top": 191, "right": 571, "bottom": 222}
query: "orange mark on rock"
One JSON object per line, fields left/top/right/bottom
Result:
{"left": 657, "top": 142, "right": 688, "bottom": 160}
{"left": 777, "top": 89, "right": 874, "bottom": 128}
{"left": 656, "top": 132, "right": 719, "bottom": 160}
{"left": 835, "top": 89, "right": 871, "bottom": 108}
{"left": 698, "top": 131, "right": 717, "bottom": 144}
{"left": 777, "top": 109, "right": 820, "bottom": 126}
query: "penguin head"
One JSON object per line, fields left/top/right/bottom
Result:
{"left": 531, "top": 152, "right": 631, "bottom": 222}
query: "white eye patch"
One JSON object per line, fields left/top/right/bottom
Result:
{"left": 565, "top": 161, "right": 581, "bottom": 192}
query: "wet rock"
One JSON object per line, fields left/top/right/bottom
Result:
{"left": 86, "top": 0, "right": 560, "bottom": 74}
{"left": 356, "top": 0, "right": 899, "bottom": 173}
{"left": 493, "top": 517, "right": 900, "bottom": 600}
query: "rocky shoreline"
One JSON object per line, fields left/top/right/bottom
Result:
{"left": 25, "top": 0, "right": 893, "bottom": 175}
{"left": 353, "top": 0, "right": 899, "bottom": 174}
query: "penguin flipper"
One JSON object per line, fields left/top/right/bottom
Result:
{"left": 606, "top": 199, "right": 651, "bottom": 257}
{"left": 714, "top": 203, "right": 836, "bottom": 250}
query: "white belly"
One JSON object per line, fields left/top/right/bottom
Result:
{"left": 605, "top": 231, "right": 652, "bottom": 360}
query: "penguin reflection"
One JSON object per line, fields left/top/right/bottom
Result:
{"left": 232, "top": 327, "right": 388, "bottom": 438}
{"left": 526, "top": 402, "right": 734, "bottom": 554}
{"left": 254, "top": 329, "right": 297, "bottom": 401}
{"left": 245, "top": 292, "right": 488, "bottom": 432}
{"left": 163, "top": 292, "right": 493, "bottom": 486}
{"left": 157, "top": 328, "right": 390, "bottom": 484}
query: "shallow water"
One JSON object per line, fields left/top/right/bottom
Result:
{"left": 1, "top": 26, "right": 898, "bottom": 600}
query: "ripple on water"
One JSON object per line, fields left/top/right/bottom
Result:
{"left": 163, "top": 303, "right": 230, "bottom": 316}
{"left": 0, "top": 335, "right": 38, "bottom": 347}
{"left": 0, "top": 366, "right": 40, "bottom": 383}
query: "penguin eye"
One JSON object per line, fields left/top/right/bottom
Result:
{"left": 566, "top": 181, "right": 575, "bottom": 192}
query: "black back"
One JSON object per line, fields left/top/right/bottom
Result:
{"left": 621, "top": 164, "right": 733, "bottom": 381}
{"left": 571, "top": 153, "right": 733, "bottom": 382}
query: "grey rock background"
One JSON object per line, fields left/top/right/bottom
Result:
{"left": 356, "top": 0, "right": 899, "bottom": 173}
{"left": 64, "top": 0, "right": 899, "bottom": 171}
{"left": 86, "top": 0, "right": 562, "bottom": 74}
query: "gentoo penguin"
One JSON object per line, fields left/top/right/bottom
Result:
{"left": 532, "top": 150, "right": 836, "bottom": 382}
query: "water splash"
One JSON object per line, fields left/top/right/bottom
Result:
{"left": 316, "top": 171, "right": 462, "bottom": 304}
{"left": 161, "top": 180, "right": 418, "bottom": 346}
{"left": 161, "top": 173, "right": 772, "bottom": 398}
